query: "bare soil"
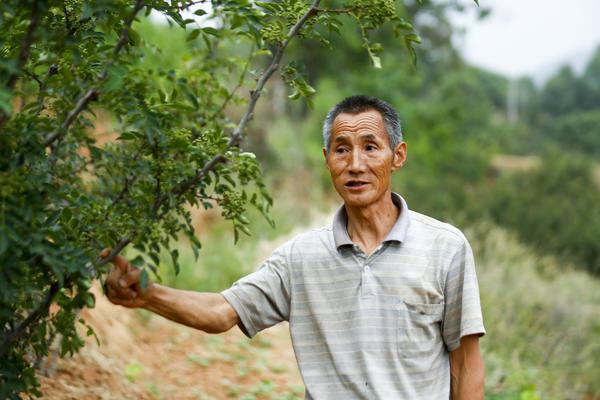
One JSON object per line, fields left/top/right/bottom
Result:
{"left": 37, "top": 284, "right": 303, "bottom": 400}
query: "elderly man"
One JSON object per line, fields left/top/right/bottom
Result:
{"left": 105, "top": 95, "right": 486, "bottom": 399}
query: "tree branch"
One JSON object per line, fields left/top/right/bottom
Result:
{"left": 213, "top": 44, "right": 255, "bottom": 117}
{"left": 96, "top": 237, "right": 132, "bottom": 268}
{"left": 42, "top": 0, "right": 146, "bottom": 149}
{"left": 227, "top": 0, "right": 321, "bottom": 148}
{"left": 156, "top": 0, "right": 323, "bottom": 211}
{"left": 43, "top": 89, "right": 99, "bottom": 147}
{"left": 0, "top": 282, "right": 60, "bottom": 358}
{"left": 98, "top": 0, "right": 322, "bottom": 265}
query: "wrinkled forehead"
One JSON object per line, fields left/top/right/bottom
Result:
{"left": 331, "top": 109, "right": 386, "bottom": 136}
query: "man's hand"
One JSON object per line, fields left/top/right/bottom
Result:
{"left": 100, "top": 249, "right": 239, "bottom": 333}
{"left": 101, "top": 249, "right": 155, "bottom": 309}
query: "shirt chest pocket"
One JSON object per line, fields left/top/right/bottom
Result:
{"left": 396, "top": 299, "right": 445, "bottom": 359}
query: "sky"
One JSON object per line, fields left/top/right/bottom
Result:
{"left": 452, "top": 0, "right": 600, "bottom": 82}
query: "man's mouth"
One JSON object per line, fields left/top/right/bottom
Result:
{"left": 345, "top": 180, "right": 368, "bottom": 188}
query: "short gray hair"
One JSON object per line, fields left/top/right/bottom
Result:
{"left": 322, "top": 95, "right": 402, "bottom": 152}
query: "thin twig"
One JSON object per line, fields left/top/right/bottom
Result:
{"left": 4, "top": 2, "right": 41, "bottom": 92}
{"left": 43, "top": 89, "right": 99, "bottom": 147}
{"left": 63, "top": 4, "right": 71, "bottom": 31}
{"left": 96, "top": 237, "right": 132, "bottom": 268}
{"left": 314, "top": 7, "right": 355, "bottom": 14}
{"left": 37, "top": 65, "right": 59, "bottom": 113}
{"left": 151, "top": 145, "right": 163, "bottom": 214}
{"left": 42, "top": 0, "right": 146, "bottom": 149}
{"left": 213, "top": 44, "right": 255, "bottom": 117}
{"left": 23, "top": 68, "right": 42, "bottom": 87}
{"left": 0, "top": 282, "right": 60, "bottom": 357}
{"left": 109, "top": 174, "right": 138, "bottom": 207}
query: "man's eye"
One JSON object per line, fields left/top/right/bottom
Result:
{"left": 335, "top": 147, "right": 348, "bottom": 154}
{"left": 366, "top": 145, "right": 377, "bottom": 151}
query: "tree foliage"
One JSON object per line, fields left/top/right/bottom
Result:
{"left": 0, "top": 0, "right": 460, "bottom": 397}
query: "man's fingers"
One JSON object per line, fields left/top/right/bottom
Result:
{"left": 118, "top": 268, "right": 141, "bottom": 289}
{"left": 100, "top": 249, "right": 146, "bottom": 305}
{"left": 111, "top": 254, "right": 132, "bottom": 274}
{"left": 100, "top": 248, "right": 131, "bottom": 274}
{"left": 100, "top": 248, "right": 111, "bottom": 259}
{"left": 107, "top": 285, "right": 137, "bottom": 302}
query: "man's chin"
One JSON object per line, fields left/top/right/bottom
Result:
{"left": 340, "top": 193, "right": 374, "bottom": 209}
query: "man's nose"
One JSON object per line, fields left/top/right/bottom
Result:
{"left": 348, "top": 148, "right": 366, "bottom": 172}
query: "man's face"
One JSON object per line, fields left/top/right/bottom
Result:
{"left": 324, "top": 109, "right": 407, "bottom": 209}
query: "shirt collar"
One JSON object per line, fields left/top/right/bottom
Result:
{"left": 332, "top": 192, "right": 411, "bottom": 249}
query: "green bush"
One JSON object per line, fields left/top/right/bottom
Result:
{"left": 487, "top": 152, "right": 600, "bottom": 275}
{"left": 541, "top": 110, "right": 600, "bottom": 159}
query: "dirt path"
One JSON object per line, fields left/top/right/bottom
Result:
{"left": 38, "top": 284, "right": 303, "bottom": 400}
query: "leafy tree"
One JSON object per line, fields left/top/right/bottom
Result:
{"left": 0, "top": 0, "right": 471, "bottom": 397}
{"left": 540, "top": 66, "right": 581, "bottom": 116}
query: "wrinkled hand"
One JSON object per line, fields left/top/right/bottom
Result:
{"left": 101, "top": 249, "right": 154, "bottom": 308}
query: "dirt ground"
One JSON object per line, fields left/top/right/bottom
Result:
{"left": 37, "top": 284, "right": 304, "bottom": 400}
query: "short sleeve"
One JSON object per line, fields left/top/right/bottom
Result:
{"left": 221, "top": 244, "right": 291, "bottom": 338}
{"left": 442, "top": 237, "right": 486, "bottom": 351}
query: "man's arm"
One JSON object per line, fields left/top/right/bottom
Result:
{"left": 449, "top": 334, "right": 485, "bottom": 400}
{"left": 103, "top": 251, "right": 239, "bottom": 334}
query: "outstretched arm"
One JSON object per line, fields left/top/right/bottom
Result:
{"left": 103, "top": 250, "right": 239, "bottom": 334}
{"left": 449, "top": 334, "right": 485, "bottom": 400}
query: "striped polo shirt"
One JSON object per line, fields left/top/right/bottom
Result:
{"left": 222, "top": 193, "right": 486, "bottom": 399}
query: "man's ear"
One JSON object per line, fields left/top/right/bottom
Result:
{"left": 322, "top": 147, "right": 330, "bottom": 169}
{"left": 392, "top": 142, "right": 407, "bottom": 171}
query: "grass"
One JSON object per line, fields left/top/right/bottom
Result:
{"left": 471, "top": 223, "right": 600, "bottom": 399}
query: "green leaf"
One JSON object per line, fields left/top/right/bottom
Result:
{"left": 170, "top": 249, "right": 180, "bottom": 275}
{"left": 84, "top": 292, "right": 95, "bottom": 308}
{"left": 370, "top": 53, "right": 382, "bottom": 69}
{"left": 396, "top": 20, "right": 414, "bottom": 32}
{"left": 140, "top": 269, "right": 149, "bottom": 290}
{"left": 236, "top": 223, "right": 251, "bottom": 236}
{"left": 187, "top": 29, "right": 201, "bottom": 42}
{"left": 118, "top": 131, "right": 136, "bottom": 140}
{"left": 404, "top": 33, "right": 422, "bottom": 44}
{"left": 131, "top": 255, "right": 145, "bottom": 268}
{"left": 288, "top": 90, "right": 301, "bottom": 100}
{"left": 202, "top": 27, "right": 220, "bottom": 37}
{"left": 255, "top": 1, "right": 279, "bottom": 12}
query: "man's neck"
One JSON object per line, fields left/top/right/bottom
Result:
{"left": 345, "top": 191, "right": 400, "bottom": 256}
